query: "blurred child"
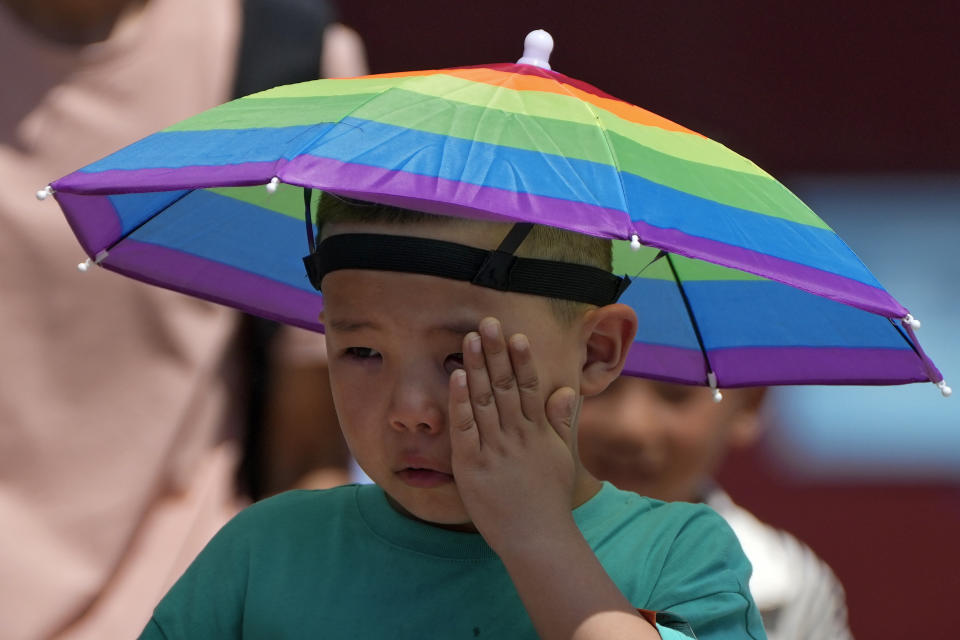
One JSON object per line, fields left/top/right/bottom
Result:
{"left": 139, "top": 197, "right": 767, "bottom": 639}
{"left": 578, "top": 377, "right": 852, "bottom": 639}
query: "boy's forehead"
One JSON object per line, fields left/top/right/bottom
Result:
{"left": 320, "top": 267, "right": 558, "bottom": 336}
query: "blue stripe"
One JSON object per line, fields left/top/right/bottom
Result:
{"left": 129, "top": 190, "right": 314, "bottom": 292}
{"left": 621, "top": 278, "right": 702, "bottom": 350}
{"left": 108, "top": 191, "right": 189, "bottom": 235}
{"left": 683, "top": 280, "right": 910, "bottom": 349}
{"left": 302, "top": 118, "right": 626, "bottom": 210}
{"left": 622, "top": 171, "right": 884, "bottom": 289}
{"left": 625, "top": 277, "right": 910, "bottom": 350}
{"left": 81, "top": 125, "right": 334, "bottom": 172}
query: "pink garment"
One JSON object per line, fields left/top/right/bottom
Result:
{"left": 0, "top": 1, "right": 247, "bottom": 638}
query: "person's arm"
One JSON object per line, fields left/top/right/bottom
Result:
{"left": 320, "top": 23, "right": 368, "bottom": 79}
{"left": 448, "top": 317, "right": 660, "bottom": 640}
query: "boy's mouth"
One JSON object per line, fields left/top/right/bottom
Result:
{"left": 396, "top": 467, "right": 455, "bottom": 488}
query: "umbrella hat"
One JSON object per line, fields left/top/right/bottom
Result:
{"left": 46, "top": 30, "right": 947, "bottom": 394}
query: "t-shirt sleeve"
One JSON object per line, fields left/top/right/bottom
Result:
{"left": 138, "top": 507, "right": 255, "bottom": 639}
{"left": 647, "top": 505, "right": 768, "bottom": 640}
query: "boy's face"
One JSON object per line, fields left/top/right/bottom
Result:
{"left": 320, "top": 220, "right": 590, "bottom": 528}
{"left": 577, "top": 377, "right": 762, "bottom": 503}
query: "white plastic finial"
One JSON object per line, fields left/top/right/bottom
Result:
{"left": 937, "top": 380, "right": 952, "bottom": 397}
{"left": 517, "top": 29, "right": 553, "bottom": 70}
{"left": 630, "top": 234, "right": 641, "bottom": 250}
{"left": 266, "top": 176, "right": 280, "bottom": 194}
{"left": 903, "top": 314, "right": 921, "bottom": 329}
{"left": 36, "top": 185, "right": 53, "bottom": 201}
{"left": 707, "top": 371, "right": 723, "bottom": 403}
{"left": 77, "top": 250, "right": 109, "bottom": 273}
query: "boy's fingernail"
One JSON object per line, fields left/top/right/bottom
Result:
{"left": 480, "top": 318, "right": 500, "bottom": 339}
{"left": 452, "top": 369, "right": 467, "bottom": 387}
{"left": 510, "top": 334, "right": 529, "bottom": 351}
{"left": 468, "top": 333, "right": 482, "bottom": 353}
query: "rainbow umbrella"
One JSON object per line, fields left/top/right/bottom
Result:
{"left": 45, "top": 30, "right": 946, "bottom": 395}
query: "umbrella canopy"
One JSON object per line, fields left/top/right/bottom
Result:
{"left": 47, "top": 31, "right": 945, "bottom": 392}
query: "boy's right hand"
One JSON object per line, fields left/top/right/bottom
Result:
{"left": 447, "top": 317, "right": 580, "bottom": 552}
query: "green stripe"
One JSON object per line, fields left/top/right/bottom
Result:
{"left": 252, "top": 76, "right": 411, "bottom": 98}
{"left": 207, "top": 184, "right": 305, "bottom": 220}
{"left": 613, "top": 243, "right": 766, "bottom": 281}
{"left": 607, "top": 132, "right": 830, "bottom": 229}
{"left": 250, "top": 73, "right": 768, "bottom": 178}
{"left": 165, "top": 94, "right": 378, "bottom": 132}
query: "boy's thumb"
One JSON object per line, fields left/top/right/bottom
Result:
{"left": 545, "top": 386, "right": 578, "bottom": 445}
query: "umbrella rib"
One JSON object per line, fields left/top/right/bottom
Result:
{"left": 664, "top": 252, "right": 715, "bottom": 385}
{"left": 102, "top": 188, "right": 195, "bottom": 253}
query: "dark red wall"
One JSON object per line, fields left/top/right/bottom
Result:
{"left": 339, "top": 1, "right": 959, "bottom": 173}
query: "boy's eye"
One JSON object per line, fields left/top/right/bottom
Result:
{"left": 344, "top": 347, "right": 381, "bottom": 360}
{"left": 444, "top": 352, "right": 464, "bottom": 374}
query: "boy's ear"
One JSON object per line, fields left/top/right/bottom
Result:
{"left": 579, "top": 303, "right": 638, "bottom": 397}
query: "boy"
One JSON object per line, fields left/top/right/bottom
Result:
{"left": 140, "top": 196, "right": 767, "bottom": 639}
{"left": 578, "top": 379, "right": 851, "bottom": 639}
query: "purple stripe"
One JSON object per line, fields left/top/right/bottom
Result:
{"left": 623, "top": 343, "right": 708, "bottom": 384}
{"left": 900, "top": 319, "right": 944, "bottom": 383}
{"left": 52, "top": 161, "right": 282, "bottom": 194}
{"left": 103, "top": 239, "right": 324, "bottom": 332}
{"left": 623, "top": 342, "right": 932, "bottom": 386}
{"left": 710, "top": 346, "right": 930, "bottom": 386}
{"left": 53, "top": 157, "right": 908, "bottom": 322}
{"left": 54, "top": 192, "right": 123, "bottom": 255}
{"left": 277, "top": 156, "right": 631, "bottom": 239}
{"left": 632, "top": 220, "right": 908, "bottom": 319}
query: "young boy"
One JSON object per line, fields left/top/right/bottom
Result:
{"left": 139, "top": 196, "right": 767, "bottom": 639}
{"left": 577, "top": 379, "right": 851, "bottom": 639}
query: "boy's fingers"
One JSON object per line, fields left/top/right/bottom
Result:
{"left": 508, "top": 333, "right": 544, "bottom": 424}
{"left": 478, "top": 318, "right": 524, "bottom": 431}
{"left": 462, "top": 331, "right": 501, "bottom": 443}
{"left": 545, "top": 386, "right": 578, "bottom": 448}
{"left": 448, "top": 369, "right": 480, "bottom": 454}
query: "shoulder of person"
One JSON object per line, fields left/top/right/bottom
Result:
{"left": 225, "top": 484, "right": 361, "bottom": 538}
{"left": 707, "top": 487, "right": 848, "bottom": 610}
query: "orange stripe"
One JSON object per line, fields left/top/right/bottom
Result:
{"left": 354, "top": 67, "right": 701, "bottom": 136}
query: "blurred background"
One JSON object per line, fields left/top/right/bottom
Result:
{"left": 334, "top": 2, "right": 959, "bottom": 638}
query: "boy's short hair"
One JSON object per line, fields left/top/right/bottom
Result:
{"left": 315, "top": 193, "right": 614, "bottom": 323}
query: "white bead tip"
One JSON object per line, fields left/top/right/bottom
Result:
{"left": 937, "top": 380, "right": 952, "bottom": 397}
{"left": 712, "top": 390, "right": 723, "bottom": 403}
{"left": 266, "top": 177, "right": 280, "bottom": 194}
{"left": 516, "top": 29, "right": 554, "bottom": 70}
{"left": 77, "top": 259, "right": 92, "bottom": 272}
{"left": 904, "top": 314, "right": 922, "bottom": 329}
{"left": 630, "top": 234, "right": 641, "bottom": 250}
{"left": 36, "top": 186, "right": 53, "bottom": 201}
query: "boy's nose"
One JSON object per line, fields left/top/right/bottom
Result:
{"left": 387, "top": 372, "right": 446, "bottom": 435}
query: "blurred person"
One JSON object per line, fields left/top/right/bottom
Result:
{"left": 0, "top": 0, "right": 364, "bottom": 638}
{"left": 578, "top": 377, "right": 853, "bottom": 640}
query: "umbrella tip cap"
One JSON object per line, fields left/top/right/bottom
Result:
{"left": 36, "top": 185, "right": 53, "bottom": 200}
{"left": 517, "top": 29, "right": 553, "bottom": 70}
{"left": 937, "top": 380, "right": 952, "bottom": 397}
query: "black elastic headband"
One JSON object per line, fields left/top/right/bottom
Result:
{"left": 302, "top": 225, "right": 631, "bottom": 306}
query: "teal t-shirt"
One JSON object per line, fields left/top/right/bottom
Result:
{"left": 141, "top": 482, "right": 765, "bottom": 639}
